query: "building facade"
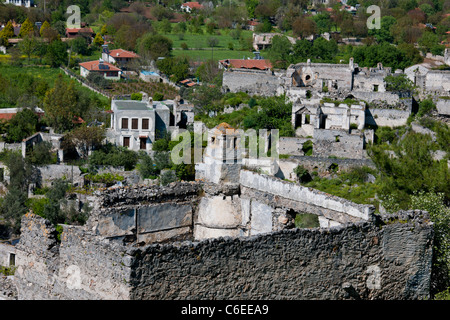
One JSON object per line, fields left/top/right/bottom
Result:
{"left": 108, "top": 94, "right": 171, "bottom": 152}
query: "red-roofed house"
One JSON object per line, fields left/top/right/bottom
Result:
{"left": 65, "top": 27, "right": 95, "bottom": 39}
{"left": 0, "top": 107, "right": 44, "bottom": 121}
{"left": 246, "top": 20, "right": 260, "bottom": 31}
{"left": 101, "top": 45, "right": 140, "bottom": 69}
{"left": 219, "top": 59, "right": 273, "bottom": 71}
{"left": 180, "top": 2, "right": 204, "bottom": 13}
{"left": 79, "top": 59, "right": 122, "bottom": 80}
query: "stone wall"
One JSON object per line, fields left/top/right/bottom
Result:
{"left": 86, "top": 182, "right": 201, "bottom": 243}
{"left": 14, "top": 213, "right": 131, "bottom": 300}
{"left": 436, "top": 99, "right": 450, "bottom": 116}
{"left": 313, "top": 129, "right": 365, "bottom": 159}
{"left": 352, "top": 91, "right": 401, "bottom": 105}
{"left": 279, "top": 137, "right": 310, "bottom": 156}
{"left": 12, "top": 201, "right": 434, "bottom": 300}
{"left": 365, "top": 108, "right": 411, "bottom": 127}
{"left": 240, "top": 170, "right": 374, "bottom": 223}
{"left": 128, "top": 210, "right": 433, "bottom": 300}
{"left": 37, "top": 165, "right": 83, "bottom": 187}
{"left": 222, "top": 69, "right": 286, "bottom": 96}
{"left": 275, "top": 156, "right": 375, "bottom": 180}
{"left": 0, "top": 242, "right": 15, "bottom": 268}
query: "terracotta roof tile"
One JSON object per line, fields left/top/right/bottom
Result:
{"left": 108, "top": 49, "right": 140, "bottom": 58}
{"left": 220, "top": 59, "right": 272, "bottom": 70}
{"left": 79, "top": 60, "right": 121, "bottom": 72}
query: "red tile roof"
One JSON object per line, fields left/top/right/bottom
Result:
{"left": 66, "top": 27, "right": 94, "bottom": 34}
{"left": 108, "top": 49, "right": 139, "bottom": 59}
{"left": 79, "top": 60, "right": 121, "bottom": 72}
{"left": 182, "top": 2, "right": 203, "bottom": 9}
{"left": 220, "top": 59, "right": 273, "bottom": 70}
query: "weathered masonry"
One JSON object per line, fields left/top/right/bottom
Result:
{"left": 12, "top": 173, "right": 434, "bottom": 299}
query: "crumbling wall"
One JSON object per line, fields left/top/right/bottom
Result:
{"left": 12, "top": 199, "right": 434, "bottom": 300}
{"left": 279, "top": 137, "right": 310, "bottom": 156}
{"left": 275, "top": 156, "right": 375, "bottom": 180}
{"left": 436, "top": 99, "right": 450, "bottom": 116}
{"left": 313, "top": 129, "right": 365, "bottom": 159}
{"left": 128, "top": 210, "right": 433, "bottom": 300}
{"left": 14, "top": 213, "right": 131, "bottom": 300}
{"left": 222, "top": 69, "right": 286, "bottom": 96}
{"left": 365, "top": 108, "right": 411, "bottom": 127}
{"left": 240, "top": 170, "right": 374, "bottom": 224}
{"left": 86, "top": 182, "right": 201, "bottom": 243}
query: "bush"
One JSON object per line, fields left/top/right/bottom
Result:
{"left": 131, "top": 93, "right": 143, "bottom": 100}
{"left": 29, "top": 141, "right": 57, "bottom": 165}
{"left": 160, "top": 170, "right": 177, "bottom": 186}
{"left": 88, "top": 144, "right": 138, "bottom": 171}
{"left": 302, "top": 140, "right": 313, "bottom": 156}
{"left": 153, "top": 92, "right": 164, "bottom": 101}
{"left": 294, "top": 165, "right": 312, "bottom": 183}
{"left": 138, "top": 154, "right": 158, "bottom": 179}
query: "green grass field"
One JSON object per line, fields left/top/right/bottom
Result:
{"left": 173, "top": 48, "right": 254, "bottom": 61}
{"left": 163, "top": 29, "right": 253, "bottom": 49}
{"left": 162, "top": 28, "right": 255, "bottom": 61}
{"left": 0, "top": 64, "right": 110, "bottom": 108}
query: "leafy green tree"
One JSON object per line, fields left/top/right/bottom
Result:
{"left": 137, "top": 33, "right": 173, "bottom": 61}
{"left": 5, "top": 108, "right": 39, "bottom": 143}
{"left": 159, "top": 170, "right": 177, "bottom": 186}
{"left": 29, "top": 141, "right": 55, "bottom": 165}
{"left": 418, "top": 31, "right": 440, "bottom": 53}
{"left": 384, "top": 73, "right": 416, "bottom": 92}
{"left": 62, "top": 126, "right": 106, "bottom": 159}
{"left": 0, "top": 152, "right": 36, "bottom": 234}
{"left": 368, "top": 15, "right": 397, "bottom": 43}
{"left": 45, "top": 39, "right": 68, "bottom": 67}
{"left": 266, "top": 35, "right": 292, "bottom": 68}
{"left": 242, "top": 96, "right": 294, "bottom": 137}
{"left": 368, "top": 130, "right": 450, "bottom": 209}
{"left": 311, "top": 37, "right": 338, "bottom": 62}
{"left": 292, "top": 39, "right": 313, "bottom": 62}
{"left": 18, "top": 35, "right": 39, "bottom": 63}
{"left": 88, "top": 144, "right": 138, "bottom": 170}
{"left": 0, "top": 21, "right": 14, "bottom": 46}
{"left": 292, "top": 15, "right": 317, "bottom": 38}
{"left": 69, "top": 36, "right": 90, "bottom": 55}
{"left": 156, "top": 56, "right": 189, "bottom": 82}
{"left": 42, "top": 75, "right": 78, "bottom": 132}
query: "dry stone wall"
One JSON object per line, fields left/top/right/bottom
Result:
{"left": 128, "top": 210, "right": 433, "bottom": 300}
{"left": 12, "top": 204, "right": 434, "bottom": 299}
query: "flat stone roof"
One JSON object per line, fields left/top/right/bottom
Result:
{"left": 114, "top": 100, "right": 152, "bottom": 111}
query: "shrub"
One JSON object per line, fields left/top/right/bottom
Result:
{"left": 131, "top": 93, "right": 143, "bottom": 100}
{"left": 294, "top": 165, "right": 312, "bottom": 183}
{"left": 153, "top": 92, "right": 164, "bottom": 101}
{"left": 302, "top": 140, "right": 313, "bottom": 156}
{"left": 160, "top": 170, "right": 177, "bottom": 186}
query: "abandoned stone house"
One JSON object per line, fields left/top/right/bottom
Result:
{"left": 0, "top": 123, "right": 435, "bottom": 300}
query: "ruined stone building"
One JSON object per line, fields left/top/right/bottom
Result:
{"left": 1, "top": 123, "right": 434, "bottom": 300}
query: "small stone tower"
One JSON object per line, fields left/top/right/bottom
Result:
{"left": 197, "top": 122, "right": 242, "bottom": 185}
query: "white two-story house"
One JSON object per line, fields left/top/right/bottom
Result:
{"left": 108, "top": 94, "right": 171, "bottom": 152}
